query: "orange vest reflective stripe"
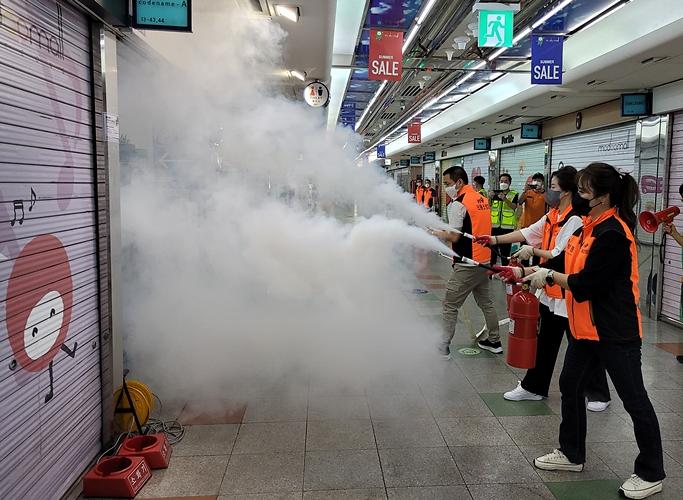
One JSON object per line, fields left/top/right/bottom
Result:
{"left": 415, "top": 186, "right": 425, "bottom": 204}
{"left": 565, "top": 209, "right": 642, "bottom": 341}
{"left": 542, "top": 204, "right": 573, "bottom": 299}
{"left": 454, "top": 185, "right": 492, "bottom": 263}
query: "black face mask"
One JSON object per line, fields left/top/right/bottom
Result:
{"left": 572, "top": 193, "right": 599, "bottom": 216}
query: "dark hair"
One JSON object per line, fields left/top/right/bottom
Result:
{"left": 473, "top": 175, "right": 486, "bottom": 186}
{"left": 443, "top": 166, "right": 469, "bottom": 184}
{"left": 551, "top": 165, "right": 577, "bottom": 194}
{"left": 577, "top": 163, "right": 639, "bottom": 231}
{"left": 424, "top": 179, "right": 431, "bottom": 184}
{"left": 679, "top": 183, "right": 683, "bottom": 197}
{"left": 532, "top": 172, "right": 545, "bottom": 182}
{"left": 499, "top": 172, "right": 512, "bottom": 183}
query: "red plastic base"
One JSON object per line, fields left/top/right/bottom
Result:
{"left": 507, "top": 334, "right": 537, "bottom": 370}
{"left": 83, "top": 456, "right": 151, "bottom": 498}
{"left": 119, "top": 433, "right": 172, "bottom": 469}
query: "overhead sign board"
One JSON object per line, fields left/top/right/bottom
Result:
{"left": 478, "top": 10, "right": 514, "bottom": 48}
{"left": 410, "top": 156, "right": 421, "bottom": 165}
{"left": 377, "top": 143, "right": 386, "bottom": 158}
{"left": 408, "top": 121, "right": 421, "bottom": 144}
{"left": 473, "top": 138, "right": 491, "bottom": 151}
{"left": 520, "top": 123, "right": 542, "bottom": 140}
{"left": 340, "top": 101, "right": 356, "bottom": 128}
{"left": 369, "top": 29, "right": 403, "bottom": 81}
{"left": 621, "top": 93, "right": 652, "bottom": 117}
{"left": 133, "top": 0, "right": 192, "bottom": 31}
{"left": 303, "top": 82, "right": 330, "bottom": 108}
{"left": 531, "top": 35, "right": 563, "bottom": 85}
{"left": 399, "top": 159, "right": 410, "bottom": 167}
{"left": 423, "top": 151, "right": 436, "bottom": 162}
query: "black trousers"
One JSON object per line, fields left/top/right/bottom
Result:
{"left": 522, "top": 304, "right": 611, "bottom": 401}
{"left": 559, "top": 337, "right": 665, "bottom": 482}
{"left": 492, "top": 227, "right": 514, "bottom": 265}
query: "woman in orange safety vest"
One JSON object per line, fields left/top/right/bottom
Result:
{"left": 422, "top": 179, "right": 435, "bottom": 211}
{"left": 517, "top": 163, "right": 665, "bottom": 500}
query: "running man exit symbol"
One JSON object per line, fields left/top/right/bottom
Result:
{"left": 478, "top": 10, "right": 514, "bottom": 48}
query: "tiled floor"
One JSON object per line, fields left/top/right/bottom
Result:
{"left": 80, "top": 256, "right": 683, "bottom": 500}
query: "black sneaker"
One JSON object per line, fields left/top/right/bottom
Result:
{"left": 478, "top": 338, "right": 503, "bottom": 354}
{"left": 440, "top": 345, "right": 452, "bottom": 360}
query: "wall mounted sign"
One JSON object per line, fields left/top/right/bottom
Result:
{"left": 408, "top": 121, "right": 421, "bottom": 144}
{"left": 133, "top": 0, "right": 192, "bottom": 31}
{"left": 410, "top": 156, "right": 421, "bottom": 165}
{"left": 473, "top": 138, "right": 491, "bottom": 151}
{"left": 423, "top": 151, "right": 436, "bottom": 162}
{"left": 621, "top": 93, "right": 652, "bottom": 117}
{"left": 369, "top": 29, "right": 403, "bottom": 81}
{"left": 399, "top": 159, "right": 410, "bottom": 167}
{"left": 377, "top": 143, "right": 386, "bottom": 158}
{"left": 520, "top": 123, "right": 542, "bottom": 140}
{"left": 303, "top": 81, "right": 330, "bottom": 108}
{"left": 478, "top": 10, "right": 514, "bottom": 48}
{"left": 531, "top": 35, "right": 563, "bottom": 85}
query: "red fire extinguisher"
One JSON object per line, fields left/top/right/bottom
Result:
{"left": 507, "top": 283, "right": 540, "bottom": 369}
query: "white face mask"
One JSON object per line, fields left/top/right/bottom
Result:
{"left": 445, "top": 185, "right": 459, "bottom": 199}
{"left": 499, "top": 182, "right": 510, "bottom": 190}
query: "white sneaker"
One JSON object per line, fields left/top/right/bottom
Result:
{"left": 504, "top": 382, "right": 543, "bottom": 401}
{"left": 619, "top": 474, "right": 663, "bottom": 499}
{"left": 534, "top": 449, "right": 584, "bottom": 472}
{"left": 587, "top": 400, "right": 610, "bottom": 412}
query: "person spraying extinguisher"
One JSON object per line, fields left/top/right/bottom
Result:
{"left": 480, "top": 166, "right": 611, "bottom": 410}
{"left": 513, "top": 163, "right": 665, "bottom": 500}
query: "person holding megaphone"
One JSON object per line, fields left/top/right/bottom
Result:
{"left": 495, "top": 163, "right": 665, "bottom": 500}
{"left": 661, "top": 183, "right": 683, "bottom": 364}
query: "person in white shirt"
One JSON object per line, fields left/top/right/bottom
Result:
{"left": 477, "top": 166, "right": 611, "bottom": 410}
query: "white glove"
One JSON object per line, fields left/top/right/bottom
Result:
{"left": 513, "top": 245, "right": 536, "bottom": 260}
{"left": 524, "top": 268, "right": 550, "bottom": 289}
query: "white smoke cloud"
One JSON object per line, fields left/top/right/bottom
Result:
{"left": 119, "top": 6, "right": 451, "bottom": 399}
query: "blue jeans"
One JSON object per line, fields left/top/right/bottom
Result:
{"left": 558, "top": 337, "right": 665, "bottom": 482}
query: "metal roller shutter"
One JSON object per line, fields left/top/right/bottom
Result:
{"left": 500, "top": 142, "right": 546, "bottom": 194}
{"left": 463, "top": 152, "right": 490, "bottom": 190}
{"left": 423, "top": 162, "right": 436, "bottom": 184}
{"left": 662, "top": 113, "right": 683, "bottom": 324}
{"left": 550, "top": 123, "right": 637, "bottom": 173}
{"left": 0, "top": 1, "right": 102, "bottom": 498}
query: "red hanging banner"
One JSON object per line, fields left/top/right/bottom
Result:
{"left": 369, "top": 29, "right": 403, "bottom": 81}
{"left": 408, "top": 121, "right": 422, "bottom": 144}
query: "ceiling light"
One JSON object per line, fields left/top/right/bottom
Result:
{"left": 417, "top": 0, "right": 439, "bottom": 24}
{"left": 289, "top": 70, "right": 306, "bottom": 81}
{"left": 445, "top": 49, "right": 455, "bottom": 61}
{"left": 274, "top": 4, "right": 300, "bottom": 22}
{"left": 453, "top": 36, "right": 470, "bottom": 50}
{"left": 532, "top": 0, "right": 573, "bottom": 29}
{"left": 579, "top": 0, "right": 626, "bottom": 32}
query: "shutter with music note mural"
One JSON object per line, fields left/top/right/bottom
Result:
{"left": 0, "top": 0, "right": 103, "bottom": 498}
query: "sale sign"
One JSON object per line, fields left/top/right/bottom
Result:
{"left": 531, "top": 35, "right": 563, "bottom": 85}
{"left": 408, "top": 121, "right": 421, "bottom": 144}
{"left": 369, "top": 29, "right": 403, "bottom": 81}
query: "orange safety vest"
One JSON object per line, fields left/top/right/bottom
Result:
{"left": 423, "top": 188, "right": 434, "bottom": 209}
{"left": 453, "top": 184, "right": 492, "bottom": 263}
{"left": 541, "top": 204, "right": 573, "bottom": 299}
{"left": 415, "top": 186, "right": 425, "bottom": 204}
{"left": 564, "top": 208, "right": 642, "bottom": 341}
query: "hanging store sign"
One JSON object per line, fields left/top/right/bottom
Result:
{"left": 340, "top": 101, "right": 356, "bottom": 127}
{"left": 377, "top": 143, "right": 386, "bottom": 158}
{"left": 133, "top": 0, "right": 192, "bottom": 32}
{"left": 408, "top": 121, "right": 422, "bottom": 144}
{"left": 399, "top": 159, "right": 410, "bottom": 167}
{"left": 531, "top": 35, "right": 563, "bottom": 85}
{"left": 303, "top": 81, "right": 330, "bottom": 108}
{"left": 478, "top": 10, "right": 514, "bottom": 48}
{"left": 423, "top": 151, "right": 436, "bottom": 162}
{"left": 369, "top": 29, "right": 403, "bottom": 81}
{"left": 410, "top": 156, "right": 421, "bottom": 165}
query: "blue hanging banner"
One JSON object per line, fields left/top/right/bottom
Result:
{"left": 377, "top": 143, "right": 386, "bottom": 158}
{"left": 340, "top": 101, "right": 356, "bottom": 128}
{"left": 531, "top": 35, "right": 563, "bottom": 85}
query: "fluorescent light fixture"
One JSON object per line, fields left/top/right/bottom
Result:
{"left": 579, "top": 0, "right": 627, "bottom": 33}
{"left": 532, "top": 0, "right": 573, "bottom": 29}
{"left": 417, "top": 0, "right": 439, "bottom": 24}
{"left": 355, "top": 81, "right": 387, "bottom": 130}
{"left": 290, "top": 70, "right": 306, "bottom": 81}
{"left": 274, "top": 4, "right": 300, "bottom": 22}
{"left": 402, "top": 25, "right": 419, "bottom": 53}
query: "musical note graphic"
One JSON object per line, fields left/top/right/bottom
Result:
{"left": 10, "top": 200, "right": 24, "bottom": 227}
{"left": 29, "top": 188, "right": 37, "bottom": 212}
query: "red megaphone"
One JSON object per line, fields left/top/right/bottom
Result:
{"left": 639, "top": 206, "right": 680, "bottom": 233}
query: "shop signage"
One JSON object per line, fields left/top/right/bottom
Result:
{"left": 410, "top": 156, "right": 421, "bottom": 165}
{"left": 408, "top": 121, "right": 421, "bottom": 143}
{"left": 303, "top": 81, "right": 330, "bottom": 108}
{"left": 377, "top": 143, "right": 386, "bottom": 158}
{"left": 423, "top": 151, "right": 436, "bottom": 162}
{"left": 133, "top": 0, "right": 192, "bottom": 32}
{"left": 501, "top": 134, "right": 514, "bottom": 145}
{"left": 369, "top": 29, "right": 403, "bottom": 81}
{"left": 478, "top": 10, "right": 514, "bottom": 48}
{"left": 473, "top": 138, "right": 491, "bottom": 151}
{"left": 340, "top": 101, "right": 356, "bottom": 128}
{"left": 531, "top": 35, "right": 563, "bottom": 85}
{"left": 399, "top": 159, "right": 410, "bottom": 167}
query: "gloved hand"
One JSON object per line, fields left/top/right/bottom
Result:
{"left": 492, "top": 265, "right": 523, "bottom": 282}
{"left": 474, "top": 235, "right": 496, "bottom": 246}
{"left": 513, "top": 245, "right": 535, "bottom": 260}
{"left": 524, "top": 268, "right": 550, "bottom": 289}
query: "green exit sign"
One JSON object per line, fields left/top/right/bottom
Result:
{"left": 133, "top": 0, "right": 192, "bottom": 32}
